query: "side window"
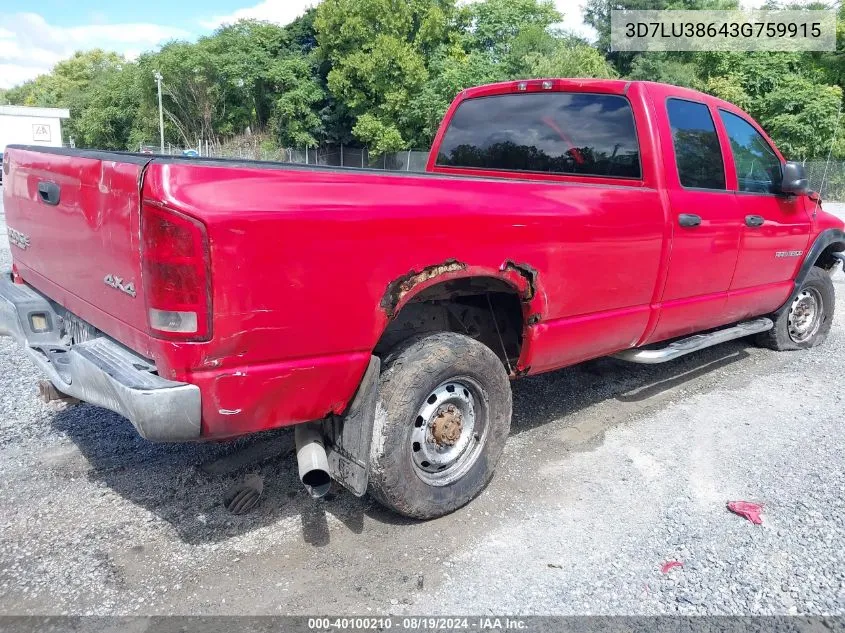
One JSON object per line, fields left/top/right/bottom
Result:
{"left": 436, "top": 92, "right": 641, "bottom": 179}
{"left": 719, "top": 110, "right": 782, "bottom": 194}
{"left": 666, "top": 99, "right": 726, "bottom": 190}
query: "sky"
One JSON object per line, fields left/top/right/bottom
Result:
{"left": 0, "top": 0, "right": 597, "bottom": 90}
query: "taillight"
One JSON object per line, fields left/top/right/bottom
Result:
{"left": 141, "top": 203, "right": 211, "bottom": 341}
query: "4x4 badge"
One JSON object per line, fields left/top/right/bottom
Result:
{"left": 104, "top": 274, "right": 137, "bottom": 298}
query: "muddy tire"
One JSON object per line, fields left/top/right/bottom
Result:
{"left": 368, "top": 332, "right": 512, "bottom": 519}
{"left": 757, "top": 267, "right": 835, "bottom": 351}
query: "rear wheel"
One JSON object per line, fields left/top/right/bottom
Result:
{"left": 369, "top": 332, "right": 512, "bottom": 519}
{"left": 757, "top": 267, "right": 835, "bottom": 351}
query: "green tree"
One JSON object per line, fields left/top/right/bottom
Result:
{"left": 73, "top": 62, "right": 145, "bottom": 150}
{"left": 469, "top": 0, "right": 615, "bottom": 84}
{"left": 627, "top": 52, "right": 701, "bottom": 88}
{"left": 136, "top": 42, "right": 223, "bottom": 146}
{"left": 760, "top": 78, "right": 842, "bottom": 161}
{"left": 695, "top": 51, "right": 844, "bottom": 160}
{"left": 200, "top": 20, "right": 291, "bottom": 133}
{"left": 404, "top": 48, "right": 502, "bottom": 146}
{"left": 509, "top": 32, "right": 617, "bottom": 79}
{"left": 316, "top": 0, "right": 615, "bottom": 151}
{"left": 268, "top": 55, "right": 325, "bottom": 147}
{"left": 315, "top": 0, "right": 460, "bottom": 152}
{"left": 5, "top": 50, "right": 128, "bottom": 146}
{"left": 582, "top": 0, "right": 738, "bottom": 75}
{"left": 469, "top": 0, "right": 561, "bottom": 56}
{"left": 204, "top": 16, "right": 326, "bottom": 147}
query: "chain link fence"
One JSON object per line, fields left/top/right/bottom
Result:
{"left": 138, "top": 144, "right": 200, "bottom": 156}
{"left": 158, "top": 140, "right": 433, "bottom": 172}
{"left": 227, "top": 145, "right": 430, "bottom": 172}
{"left": 804, "top": 161, "right": 845, "bottom": 202}
{"left": 284, "top": 147, "right": 430, "bottom": 171}
{"left": 132, "top": 144, "right": 845, "bottom": 198}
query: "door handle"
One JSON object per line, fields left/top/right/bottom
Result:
{"left": 37, "top": 181, "right": 60, "bottom": 206}
{"left": 745, "top": 215, "right": 765, "bottom": 228}
{"left": 678, "top": 213, "right": 702, "bottom": 228}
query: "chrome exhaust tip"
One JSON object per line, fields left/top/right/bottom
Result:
{"left": 294, "top": 422, "right": 332, "bottom": 498}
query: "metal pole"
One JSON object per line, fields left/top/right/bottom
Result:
{"left": 407, "top": 150, "right": 411, "bottom": 171}
{"left": 340, "top": 144, "right": 343, "bottom": 167}
{"left": 154, "top": 71, "right": 164, "bottom": 153}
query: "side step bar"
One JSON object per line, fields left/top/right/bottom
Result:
{"left": 613, "top": 318, "right": 773, "bottom": 364}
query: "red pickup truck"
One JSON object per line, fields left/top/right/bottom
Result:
{"left": 2, "top": 78, "right": 844, "bottom": 519}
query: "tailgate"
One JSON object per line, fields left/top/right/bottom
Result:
{"left": 3, "top": 146, "right": 152, "bottom": 336}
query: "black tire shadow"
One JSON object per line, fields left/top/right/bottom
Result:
{"left": 50, "top": 339, "right": 755, "bottom": 544}
{"left": 510, "top": 340, "right": 753, "bottom": 434}
{"left": 49, "top": 408, "right": 369, "bottom": 546}
{"left": 614, "top": 350, "right": 749, "bottom": 402}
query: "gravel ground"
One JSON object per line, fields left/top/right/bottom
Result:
{"left": 1, "top": 189, "right": 844, "bottom": 616}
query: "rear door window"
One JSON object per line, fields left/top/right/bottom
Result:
{"left": 436, "top": 92, "right": 641, "bottom": 179}
{"left": 666, "top": 99, "right": 726, "bottom": 190}
{"left": 719, "top": 110, "right": 782, "bottom": 194}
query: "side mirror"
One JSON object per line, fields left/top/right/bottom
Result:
{"left": 779, "top": 161, "right": 809, "bottom": 195}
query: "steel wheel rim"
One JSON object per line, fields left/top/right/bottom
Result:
{"left": 787, "top": 287, "right": 823, "bottom": 343}
{"left": 410, "top": 377, "right": 487, "bottom": 486}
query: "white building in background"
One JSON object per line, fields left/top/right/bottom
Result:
{"left": 0, "top": 105, "right": 70, "bottom": 152}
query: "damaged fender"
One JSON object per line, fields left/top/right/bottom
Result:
{"left": 381, "top": 259, "right": 540, "bottom": 318}
{"left": 380, "top": 260, "right": 467, "bottom": 318}
{"left": 378, "top": 258, "right": 544, "bottom": 377}
{"left": 500, "top": 260, "right": 538, "bottom": 300}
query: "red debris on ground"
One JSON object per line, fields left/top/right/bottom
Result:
{"left": 727, "top": 501, "right": 763, "bottom": 524}
{"left": 660, "top": 561, "right": 683, "bottom": 573}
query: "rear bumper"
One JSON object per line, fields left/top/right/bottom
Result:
{"left": 0, "top": 273, "right": 201, "bottom": 441}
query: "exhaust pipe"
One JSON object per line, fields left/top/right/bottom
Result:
{"left": 294, "top": 422, "right": 332, "bottom": 499}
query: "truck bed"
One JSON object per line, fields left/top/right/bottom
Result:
{"left": 2, "top": 144, "right": 666, "bottom": 439}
